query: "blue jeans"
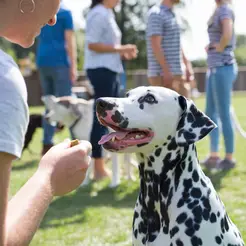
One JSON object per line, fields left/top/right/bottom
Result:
{"left": 205, "top": 64, "right": 238, "bottom": 154}
{"left": 39, "top": 66, "right": 72, "bottom": 145}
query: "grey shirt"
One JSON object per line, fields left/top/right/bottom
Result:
{"left": 84, "top": 4, "right": 123, "bottom": 73}
{"left": 146, "top": 4, "right": 183, "bottom": 78}
{"left": 0, "top": 50, "right": 29, "bottom": 159}
{"left": 207, "top": 4, "right": 236, "bottom": 68}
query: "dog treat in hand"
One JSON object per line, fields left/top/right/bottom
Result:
{"left": 70, "top": 139, "right": 80, "bottom": 147}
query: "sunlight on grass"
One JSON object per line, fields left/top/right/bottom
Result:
{"left": 10, "top": 94, "right": 246, "bottom": 245}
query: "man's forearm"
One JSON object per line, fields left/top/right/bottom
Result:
{"left": 6, "top": 171, "right": 53, "bottom": 246}
{"left": 152, "top": 46, "right": 170, "bottom": 73}
{"left": 67, "top": 33, "right": 77, "bottom": 70}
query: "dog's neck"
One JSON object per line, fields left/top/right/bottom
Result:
{"left": 135, "top": 136, "right": 204, "bottom": 233}
{"left": 69, "top": 116, "right": 91, "bottom": 141}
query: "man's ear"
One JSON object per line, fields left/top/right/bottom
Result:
{"left": 175, "top": 96, "right": 217, "bottom": 146}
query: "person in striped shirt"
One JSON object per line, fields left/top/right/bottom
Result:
{"left": 146, "top": 0, "right": 194, "bottom": 98}
{"left": 202, "top": 0, "right": 238, "bottom": 170}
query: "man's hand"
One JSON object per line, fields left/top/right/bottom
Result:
{"left": 38, "top": 139, "right": 92, "bottom": 196}
{"left": 162, "top": 69, "right": 173, "bottom": 89}
{"left": 185, "top": 65, "right": 194, "bottom": 82}
{"left": 70, "top": 66, "right": 77, "bottom": 85}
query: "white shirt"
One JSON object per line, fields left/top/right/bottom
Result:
{"left": 0, "top": 49, "right": 29, "bottom": 159}
{"left": 84, "top": 4, "right": 123, "bottom": 73}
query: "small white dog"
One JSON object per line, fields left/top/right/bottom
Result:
{"left": 42, "top": 95, "right": 137, "bottom": 187}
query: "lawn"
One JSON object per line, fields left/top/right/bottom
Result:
{"left": 10, "top": 93, "right": 246, "bottom": 246}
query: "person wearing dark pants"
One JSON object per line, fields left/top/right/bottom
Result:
{"left": 84, "top": 0, "right": 138, "bottom": 180}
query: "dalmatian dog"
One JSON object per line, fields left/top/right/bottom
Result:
{"left": 96, "top": 86, "right": 244, "bottom": 246}
{"left": 42, "top": 95, "right": 137, "bottom": 187}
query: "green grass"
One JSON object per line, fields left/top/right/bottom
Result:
{"left": 11, "top": 94, "right": 246, "bottom": 246}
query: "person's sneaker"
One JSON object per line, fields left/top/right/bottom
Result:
{"left": 201, "top": 156, "right": 221, "bottom": 169}
{"left": 216, "top": 159, "right": 236, "bottom": 170}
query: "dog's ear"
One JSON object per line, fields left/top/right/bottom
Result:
{"left": 175, "top": 96, "right": 217, "bottom": 146}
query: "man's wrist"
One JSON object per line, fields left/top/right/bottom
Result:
{"left": 34, "top": 169, "right": 54, "bottom": 199}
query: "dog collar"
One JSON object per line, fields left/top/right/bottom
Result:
{"left": 70, "top": 116, "right": 82, "bottom": 140}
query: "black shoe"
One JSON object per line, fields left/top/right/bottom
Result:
{"left": 201, "top": 156, "right": 221, "bottom": 169}
{"left": 216, "top": 159, "right": 236, "bottom": 170}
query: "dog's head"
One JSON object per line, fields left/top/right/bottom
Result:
{"left": 96, "top": 86, "right": 216, "bottom": 153}
{"left": 42, "top": 95, "right": 94, "bottom": 140}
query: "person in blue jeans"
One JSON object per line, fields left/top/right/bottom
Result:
{"left": 203, "top": 0, "right": 238, "bottom": 170}
{"left": 36, "top": 2, "right": 77, "bottom": 156}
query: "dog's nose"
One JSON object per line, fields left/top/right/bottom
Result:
{"left": 96, "top": 99, "right": 115, "bottom": 115}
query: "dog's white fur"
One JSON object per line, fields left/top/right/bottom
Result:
{"left": 42, "top": 95, "right": 137, "bottom": 187}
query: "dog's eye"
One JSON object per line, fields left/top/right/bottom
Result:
{"left": 144, "top": 94, "right": 156, "bottom": 104}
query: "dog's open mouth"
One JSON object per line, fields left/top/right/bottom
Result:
{"left": 98, "top": 118, "right": 154, "bottom": 151}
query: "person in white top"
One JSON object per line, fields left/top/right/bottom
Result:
{"left": 84, "top": 0, "right": 138, "bottom": 180}
{"left": 0, "top": 0, "right": 92, "bottom": 245}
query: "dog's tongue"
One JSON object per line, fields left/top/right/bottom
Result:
{"left": 98, "top": 132, "right": 128, "bottom": 144}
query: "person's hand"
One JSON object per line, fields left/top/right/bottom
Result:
{"left": 205, "top": 44, "right": 209, "bottom": 53}
{"left": 162, "top": 69, "right": 173, "bottom": 89}
{"left": 70, "top": 66, "right": 78, "bottom": 85}
{"left": 213, "top": 43, "right": 224, "bottom": 53}
{"left": 206, "top": 43, "right": 224, "bottom": 53}
{"left": 118, "top": 44, "right": 138, "bottom": 60}
{"left": 38, "top": 139, "right": 92, "bottom": 196}
{"left": 185, "top": 65, "right": 194, "bottom": 82}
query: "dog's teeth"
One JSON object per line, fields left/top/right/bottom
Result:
{"left": 112, "top": 136, "right": 116, "bottom": 142}
{"left": 136, "top": 135, "right": 141, "bottom": 139}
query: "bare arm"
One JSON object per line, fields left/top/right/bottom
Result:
{"left": 6, "top": 170, "right": 53, "bottom": 246}
{"left": 219, "top": 18, "right": 233, "bottom": 50}
{"left": 0, "top": 153, "right": 51, "bottom": 246}
{"left": 65, "top": 30, "right": 77, "bottom": 74}
{"left": 150, "top": 35, "right": 170, "bottom": 74}
{"left": 182, "top": 47, "right": 194, "bottom": 81}
{"left": 65, "top": 30, "right": 77, "bottom": 84}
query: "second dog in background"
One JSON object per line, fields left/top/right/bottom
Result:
{"left": 42, "top": 95, "right": 137, "bottom": 187}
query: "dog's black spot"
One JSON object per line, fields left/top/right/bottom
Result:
{"left": 111, "top": 110, "right": 123, "bottom": 123}
{"left": 192, "top": 170, "right": 199, "bottom": 182}
{"left": 200, "top": 179, "right": 207, "bottom": 187}
{"left": 185, "top": 227, "right": 195, "bottom": 237}
{"left": 149, "top": 156, "right": 155, "bottom": 162}
{"left": 176, "top": 212, "right": 187, "bottom": 224}
{"left": 188, "top": 161, "right": 193, "bottom": 172}
{"left": 176, "top": 239, "right": 184, "bottom": 246}
{"left": 178, "top": 96, "right": 187, "bottom": 111}
{"left": 191, "top": 236, "right": 203, "bottom": 246}
{"left": 139, "top": 104, "right": 144, "bottom": 110}
{"left": 170, "top": 226, "right": 179, "bottom": 238}
{"left": 210, "top": 212, "right": 217, "bottom": 223}
{"left": 96, "top": 99, "right": 115, "bottom": 117}
{"left": 167, "top": 137, "right": 178, "bottom": 151}
{"left": 155, "top": 148, "right": 162, "bottom": 157}
{"left": 215, "top": 236, "right": 222, "bottom": 244}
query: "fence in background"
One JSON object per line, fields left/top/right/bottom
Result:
{"left": 25, "top": 67, "right": 246, "bottom": 106}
